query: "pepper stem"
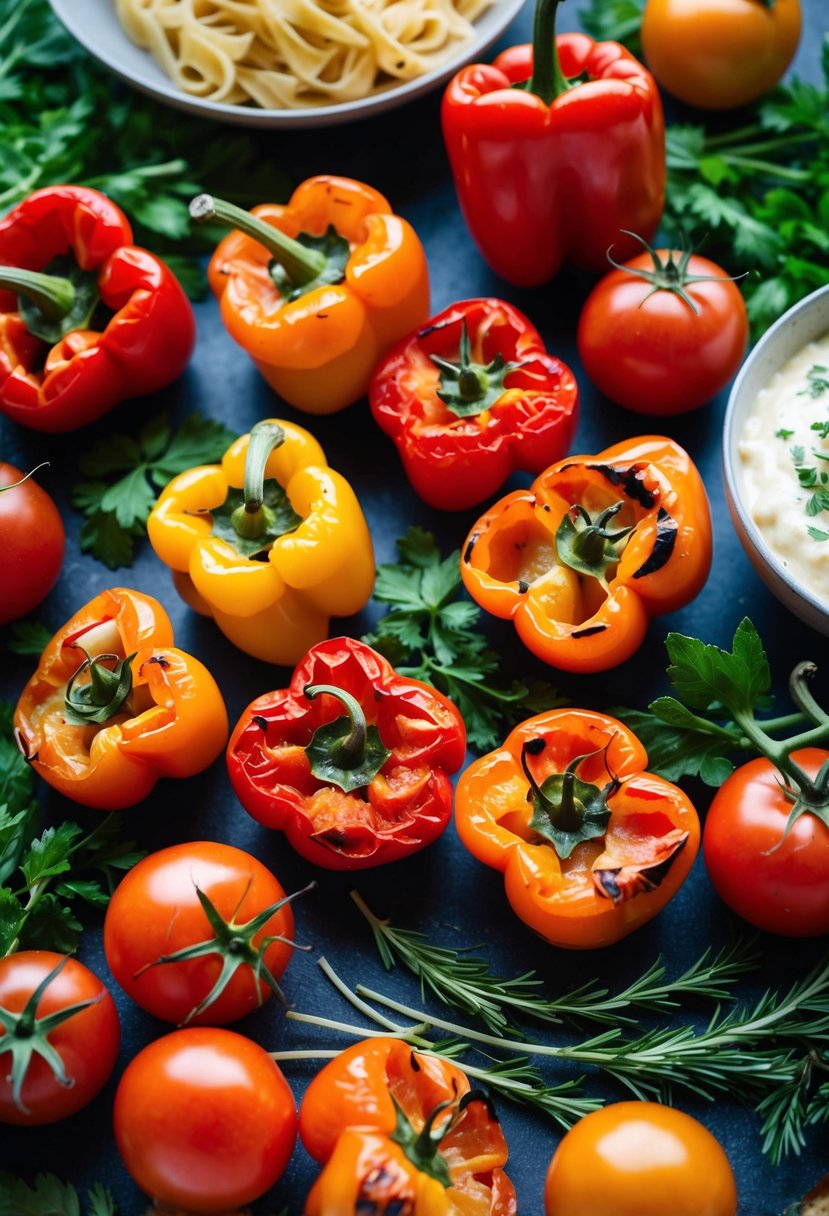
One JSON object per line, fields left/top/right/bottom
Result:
{"left": 230, "top": 421, "right": 287, "bottom": 541}
{"left": 526, "top": 0, "right": 569, "bottom": 105}
{"left": 0, "top": 265, "right": 76, "bottom": 320}
{"left": 304, "top": 684, "right": 367, "bottom": 769}
{"left": 190, "top": 194, "right": 327, "bottom": 288}
{"left": 522, "top": 742, "right": 596, "bottom": 831}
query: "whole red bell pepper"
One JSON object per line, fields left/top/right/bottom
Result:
{"left": 0, "top": 186, "right": 195, "bottom": 431}
{"left": 369, "top": 298, "right": 578, "bottom": 511}
{"left": 442, "top": 0, "right": 665, "bottom": 287}
{"left": 226, "top": 637, "right": 467, "bottom": 870}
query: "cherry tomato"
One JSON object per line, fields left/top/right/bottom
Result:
{"left": 641, "top": 0, "right": 801, "bottom": 110}
{"left": 577, "top": 249, "right": 748, "bottom": 415}
{"left": 103, "top": 840, "right": 297, "bottom": 1026}
{"left": 0, "top": 951, "right": 119, "bottom": 1125}
{"left": 544, "top": 1101, "right": 738, "bottom": 1216}
{"left": 113, "top": 1027, "right": 297, "bottom": 1213}
{"left": 703, "top": 749, "right": 829, "bottom": 936}
{"left": 0, "top": 463, "right": 65, "bottom": 626}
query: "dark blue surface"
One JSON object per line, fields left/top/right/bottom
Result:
{"left": 2, "top": 4, "right": 829, "bottom": 1212}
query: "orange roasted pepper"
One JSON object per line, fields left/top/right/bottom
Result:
{"left": 460, "top": 436, "right": 711, "bottom": 672}
{"left": 14, "top": 588, "right": 228, "bottom": 811}
{"left": 299, "top": 1037, "right": 517, "bottom": 1215}
{"left": 147, "top": 419, "right": 374, "bottom": 665}
{"left": 194, "top": 175, "right": 430, "bottom": 414}
{"left": 455, "top": 708, "right": 700, "bottom": 949}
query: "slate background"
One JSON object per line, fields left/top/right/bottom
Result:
{"left": 1, "top": 3, "right": 828, "bottom": 1212}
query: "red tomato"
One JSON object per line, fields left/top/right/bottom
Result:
{"left": 641, "top": 0, "right": 801, "bottom": 111}
{"left": 703, "top": 749, "right": 829, "bottom": 936}
{"left": 0, "top": 463, "right": 65, "bottom": 625}
{"left": 103, "top": 840, "right": 296, "bottom": 1025}
{"left": 113, "top": 1027, "right": 297, "bottom": 1212}
{"left": 0, "top": 951, "right": 119, "bottom": 1125}
{"left": 577, "top": 250, "right": 748, "bottom": 415}
{"left": 545, "top": 1101, "right": 738, "bottom": 1216}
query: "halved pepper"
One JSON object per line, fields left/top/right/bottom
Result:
{"left": 299, "top": 1037, "right": 517, "bottom": 1215}
{"left": 455, "top": 708, "right": 700, "bottom": 949}
{"left": 147, "top": 418, "right": 375, "bottom": 665}
{"left": 461, "top": 436, "right": 712, "bottom": 673}
{"left": 14, "top": 588, "right": 228, "bottom": 811}
{"left": 226, "top": 637, "right": 466, "bottom": 870}
{"left": 369, "top": 297, "right": 578, "bottom": 511}
{"left": 0, "top": 185, "right": 195, "bottom": 432}
{"left": 194, "top": 175, "right": 430, "bottom": 414}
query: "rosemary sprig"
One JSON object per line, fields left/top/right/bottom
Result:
{"left": 352, "top": 891, "right": 759, "bottom": 1033}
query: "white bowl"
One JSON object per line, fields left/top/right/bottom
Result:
{"left": 724, "top": 284, "right": 829, "bottom": 635}
{"left": 49, "top": 0, "right": 527, "bottom": 129}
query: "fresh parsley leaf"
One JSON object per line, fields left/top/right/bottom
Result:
{"left": 666, "top": 618, "right": 771, "bottom": 717}
{"left": 0, "top": 1172, "right": 116, "bottom": 1216}
{"left": 776, "top": 428, "right": 794, "bottom": 440}
{"left": 20, "top": 823, "right": 83, "bottom": 887}
{"left": 0, "top": 887, "right": 23, "bottom": 957}
{"left": 612, "top": 706, "right": 737, "bottom": 786}
{"left": 24, "top": 893, "right": 84, "bottom": 953}
{"left": 7, "top": 619, "right": 53, "bottom": 656}
{"left": 579, "top": 0, "right": 643, "bottom": 55}
{"left": 72, "top": 410, "right": 236, "bottom": 568}
{"left": 808, "top": 526, "right": 829, "bottom": 541}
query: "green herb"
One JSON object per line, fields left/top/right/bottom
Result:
{"left": 580, "top": 0, "right": 644, "bottom": 56}
{"left": 800, "top": 365, "right": 829, "bottom": 398}
{"left": 71, "top": 410, "right": 236, "bottom": 568}
{"left": 0, "top": 0, "right": 288, "bottom": 295}
{"left": 6, "top": 620, "right": 52, "bottom": 656}
{"left": 812, "top": 420, "right": 829, "bottom": 439}
{"left": 352, "top": 891, "right": 758, "bottom": 1035}
{"left": 362, "top": 528, "right": 564, "bottom": 752}
{"left": 0, "top": 702, "right": 143, "bottom": 955}
{"left": 0, "top": 1173, "right": 117, "bottom": 1216}
{"left": 613, "top": 619, "right": 829, "bottom": 787}
{"left": 776, "top": 428, "right": 795, "bottom": 439}
{"left": 808, "top": 526, "right": 829, "bottom": 541}
{"left": 787, "top": 445, "right": 829, "bottom": 532}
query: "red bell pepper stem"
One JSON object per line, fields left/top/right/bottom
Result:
{"left": 230, "top": 420, "right": 287, "bottom": 541}
{"left": 0, "top": 265, "right": 76, "bottom": 320}
{"left": 190, "top": 194, "right": 327, "bottom": 288}
{"left": 526, "top": 0, "right": 570, "bottom": 104}
{"left": 304, "top": 683, "right": 368, "bottom": 769}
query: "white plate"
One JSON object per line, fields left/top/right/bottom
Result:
{"left": 49, "top": 0, "right": 527, "bottom": 128}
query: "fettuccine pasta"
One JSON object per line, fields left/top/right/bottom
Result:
{"left": 115, "top": 0, "right": 497, "bottom": 109}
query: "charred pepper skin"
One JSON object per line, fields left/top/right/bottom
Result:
{"left": 226, "top": 637, "right": 466, "bottom": 871}
{"left": 0, "top": 186, "right": 195, "bottom": 431}
{"left": 460, "top": 436, "right": 712, "bottom": 673}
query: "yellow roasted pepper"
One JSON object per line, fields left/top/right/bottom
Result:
{"left": 147, "top": 419, "right": 374, "bottom": 664}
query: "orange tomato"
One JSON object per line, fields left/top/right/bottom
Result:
{"left": 641, "top": 0, "right": 801, "bottom": 110}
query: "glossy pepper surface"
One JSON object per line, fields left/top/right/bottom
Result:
{"left": 442, "top": 0, "right": 665, "bottom": 287}
{"left": 455, "top": 709, "right": 700, "bottom": 949}
{"left": 0, "top": 185, "right": 195, "bottom": 431}
{"left": 369, "top": 298, "right": 578, "bottom": 511}
{"left": 147, "top": 419, "right": 374, "bottom": 665}
{"left": 227, "top": 637, "right": 466, "bottom": 870}
{"left": 196, "top": 175, "right": 430, "bottom": 414}
{"left": 461, "top": 436, "right": 711, "bottom": 673}
{"left": 14, "top": 588, "right": 228, "bottom": 811}
{"left": 300, "top": 1037, "right": 517, "bottom": 1215}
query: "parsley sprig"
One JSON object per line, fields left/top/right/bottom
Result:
{"left": 362, "top": 528, "right": 563, "bottom": 752}
{"left": 71, "top": 410, "right": 236, "bottom": 569}
{"left": 0, "top": 1174, "right": 116, "bottom": 1216}
{"left": 0, "top": 703, "right": 143, "bottom": 955}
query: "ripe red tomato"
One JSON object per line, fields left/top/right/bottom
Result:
{"left": 703, "top": 749, "right": 829, "bottom": 936}
{"left": 0, "top": 951, "right": 119, "bottom": 1125}
{"left": 641, "top": 0, "right": 801, "bottom": 110}
{"left": 103, "top": 840, "right": 297, "bottom": 1025}
{"left": 577, "top": 249, "right": 748, "bottom": 415}
{"left": 544, "top": 1101, "right": 738, "bottom": 1216}
{"left": 113, "top": 1027, "right": 297, "bottom": 1212}
{"left": 0, "top": 463, "right": 65, "bottom": 625}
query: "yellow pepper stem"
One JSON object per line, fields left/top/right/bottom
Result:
{"left": 230, "top": 420, "right": 287, "bottom": 541}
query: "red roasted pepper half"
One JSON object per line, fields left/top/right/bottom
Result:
{"left": 0, "top": 186, "right": 195, "bottom": 431}
{"left": 442, "top": 0, "right": 665, "bottom": 287}
{"left": 226, "top": 638, "right": 466, "bottom": 869}
{"left": 369, "top": 298, "right": 578, "bottom": 511}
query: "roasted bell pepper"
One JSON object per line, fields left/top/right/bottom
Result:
{"left": 226, "top": 637, "right": 466, "bottom": 870}
{"left": 299, "top": 1037, "right": 517, "bottom": 1215}
{"left": 461, "top": 436, "right": 711, "bottom": 673}
{"left": 455, "top": 708, "right": 700, "bottom": 949}
{"left": 192, "top": 175, "right": 430, "bottom": 414}
{"left": 442, "top": 0, "right": 665, "bottom": 287}
{"left": 0, "top": 185, "right": 195, "bottom": 432}
{"left": 14, "top": 588, "right": 228, "bottom": 811}
{"left": 369, "top": 298, "right": 579, "bottom": 511}
{"left": 147, "top": 418, "right": 374, "bottom": 665}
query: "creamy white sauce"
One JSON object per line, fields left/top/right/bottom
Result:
{"left": 739, "top": 335, "right": 829, "bottom": 603}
